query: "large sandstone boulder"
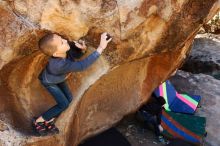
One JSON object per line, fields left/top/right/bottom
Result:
{"left": 0, "top": 0, "right": 219, "bottom": 145}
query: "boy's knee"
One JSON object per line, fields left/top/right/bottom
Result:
{"left": 59, "top": 101, "right": 69, "bottom": 110}
{"left": 63, "top": 102, "right": 70, "bottom": 109}
{"left": 68, "top": 96, "right": 73, "bottom": 103}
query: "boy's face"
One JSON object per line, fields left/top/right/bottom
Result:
{"left": 52, "top": 34, "right": 70, "bottom": 56}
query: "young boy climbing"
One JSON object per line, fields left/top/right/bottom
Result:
{"left": 33, "top": 32, "right": 112, "bottom": 136}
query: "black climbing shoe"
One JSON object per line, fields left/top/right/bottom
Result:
{"left": 45, "top": 119, "right": 59, "bottom": 135}
{"left": 32, "top": 117, "right": 47, "bottom": 136}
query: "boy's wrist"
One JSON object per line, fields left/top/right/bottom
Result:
{"left": 97, "top": 46, "right": 104, "bottom": 54}
{"left": 81, "top": 49, "right": 87, "bottom": 54}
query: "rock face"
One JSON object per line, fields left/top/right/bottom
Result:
{"left": 170, "top": 70, "right": 220, "bottom": 146}
{"left": 0, "top": 120, "right": 8, "bottom": 132}
{"left": 181, "top": 33, "right": 220, "bottom": 79}
{"left": 0, "top": 0, "right": 219, "bottom": 146}
{"left": 202, "top": 12, "right": 220, "bottom": 34}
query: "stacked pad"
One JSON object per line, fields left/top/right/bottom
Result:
{"left": 161, "top": 110, "right": 206, "bottom": 144}
{"left": 154, "top": 80, "right": 201, "bottom": 114}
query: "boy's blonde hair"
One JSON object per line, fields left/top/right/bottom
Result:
{"left": 38, "top": 33, "right": 57, "bottom": 56}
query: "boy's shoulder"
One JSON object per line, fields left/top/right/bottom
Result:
{"left": 46, "top": 57, "right": 67, "bottom": 69}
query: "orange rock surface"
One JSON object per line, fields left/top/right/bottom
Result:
{"left": 0, "top": 0, "right": 219, "bottom": 145}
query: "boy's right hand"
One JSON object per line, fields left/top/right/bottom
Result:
{"left": 97, "top": 32, "right": 112, "bottom": 54}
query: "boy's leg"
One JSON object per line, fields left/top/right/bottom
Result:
{"left": 41, "top": 83, "right": 70, "bottom": 121}
{"left": 149, "top": 117, "right": 160, "bottom": 137}
{"left": 140, "top": 111, "right": 153, "bottom": 129}
{"left": 142, "top": 112, "right": 160, "bottom": 136}
{"left": 149, "top": 117, "right": 169, "bottom": 144}
{"left": 57, "top": 81, "right": 73, "bottom": 103}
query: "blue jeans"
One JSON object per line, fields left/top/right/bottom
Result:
{"left": 40, "top": 81, "right": 73, "bottom": 121}
{"left": 139, "top": 110, "right": 160, "bottom": 137}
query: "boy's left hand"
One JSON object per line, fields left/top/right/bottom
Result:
{"left": 74, "top": 40, "right": 87, "bottom": 51}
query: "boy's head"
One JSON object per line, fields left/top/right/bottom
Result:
{"left": 38, "top": 33, "right": 70, "bottom": 56}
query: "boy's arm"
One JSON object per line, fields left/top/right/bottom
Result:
{"left": 61, "top": 32, "right": 112, "bottom": 73}
{"left": 61, "top": 50, "right": 100, "bottom": 73}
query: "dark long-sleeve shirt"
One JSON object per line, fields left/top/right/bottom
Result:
{"left": 38, "top": 44, "right": 100, "bottom": 84}
{"left": 139, "top": 101, "right": 163, "bottom": 125}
